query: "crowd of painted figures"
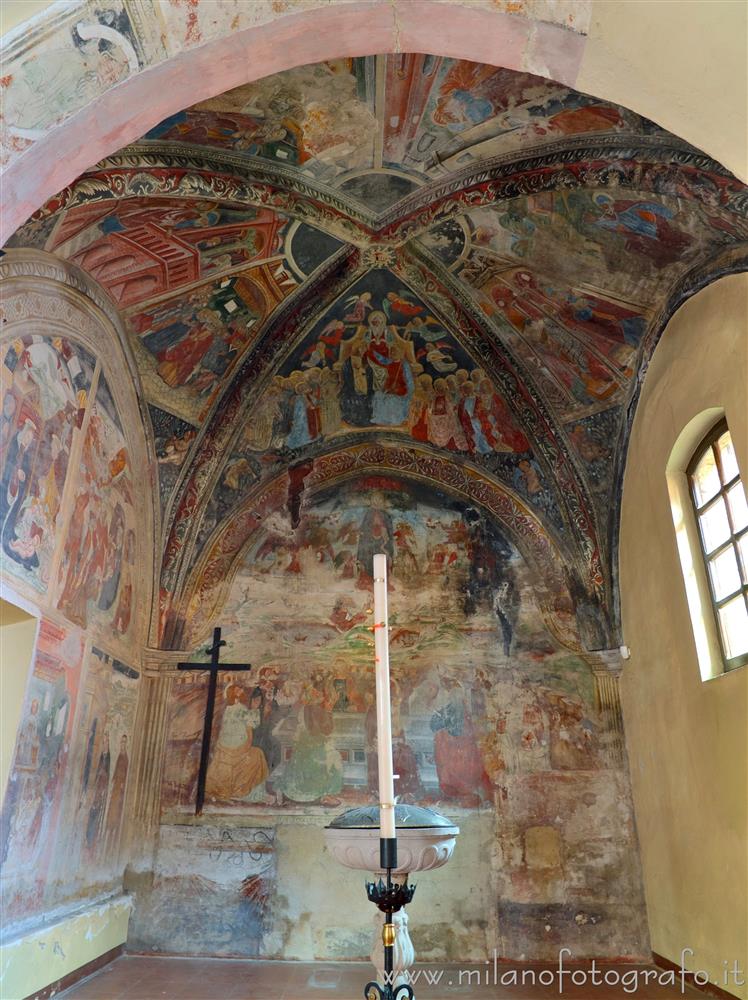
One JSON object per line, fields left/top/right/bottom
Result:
{"left": 164, "top": 656, "right": 599, "bottom": 812}
{"left": 244, "top": 304, "right": 530, "bottom": 457}
{"left": 162, "top": 490, "right": 598, "bottom": 814}
{"left": 1, "top": 338, "right": 135, "bottom": 636}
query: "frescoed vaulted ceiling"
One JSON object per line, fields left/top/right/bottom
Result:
{"left": 9, "top": 54, "right": 748, "bottom": 650}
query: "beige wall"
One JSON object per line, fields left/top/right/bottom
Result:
{"left": 0, "top": 0, "right": 48, "bottom": 35}
{"left": 0, "top": 598, "right": 37, "bottom": 800}
{"left": 620, "top": 273, "right": 748, "bottom": 999}
{"left": 578, "top": 0, "right": 748, "bottom": 181}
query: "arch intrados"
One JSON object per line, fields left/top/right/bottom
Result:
{"left": 3, "top": 2, "right": 593, "bottom": 244}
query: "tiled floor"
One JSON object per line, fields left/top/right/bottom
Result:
{"left": 58, "top": 956, "right": 707, "bottom": 1000}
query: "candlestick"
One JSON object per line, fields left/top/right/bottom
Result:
{"left": 373, "top": 553, "right": 396, "bottom": 841}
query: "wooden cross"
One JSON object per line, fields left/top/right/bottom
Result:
{"left": 177, "top": 627, "right": 252, "bottom": 815}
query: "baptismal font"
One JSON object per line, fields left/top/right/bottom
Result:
{"left": 324, "top": 555, "right": 460, "bottom": 1000}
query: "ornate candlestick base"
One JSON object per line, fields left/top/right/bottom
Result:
{"left": 324, "top": 806, "right": 460, "bottom": 1000}
{"left": 364, "top": 978, "right": 416, "bottom": 1000}
{"left": 364, "top": 868, "right": 417, "bottom": 1000}
{"left": 369, "top": 910, "right": 414, "bottom": 993}
{"left": 366, "top": 877, "right": 416, "bottom": 912}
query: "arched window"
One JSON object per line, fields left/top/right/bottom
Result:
{"left": 687, "top": 420, "right": 748, "bottom": 670}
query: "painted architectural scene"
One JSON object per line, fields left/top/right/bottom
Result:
{"left": 125, "top": 239, "right": 299, "bottom": 421}
{"left": 21, "top": 198, "right": 346, "bottom": 425}
{"left": 48, "top": 200, "right": 288, "bottom": 308}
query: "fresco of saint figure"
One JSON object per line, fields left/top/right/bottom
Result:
{"left": 0, "top": 621, "right": 84, "bottom": 920}
{"left": 336, "top": 309, "right": 422, "bottom": 427}
{"left": 205, "top": 684, "right": 269, "bottom": 802}
{"left": 275, "top": 681, "right": 343, "bottom": 805}
{"left": 85, "top": 733, "right": 111, "bottom": 851}
{"left": 429, "top": 668, "right": 493, "bottom": 806}
{"left": 103, "top": 734, "right": 129, "bottom": 856}
{"left": 56, "top": 377, "right": 135, "bottom": 636}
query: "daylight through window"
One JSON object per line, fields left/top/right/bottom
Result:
{"left": 687, "top": 421, "right": 748, "bottom": 670}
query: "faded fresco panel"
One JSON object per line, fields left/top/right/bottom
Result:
{"left": 50, "top": 645, "right": 140, "bottom": 901}
{"left": 216, "top": 268, "right": 561, "bottom": 528}
{"left": 157, "top": 478, "right": 646, "bottom": 957}
{"left": 0, "top": 618, "right": 84, "bottom": 924}
{"left": 148, "top": 405, "right": 198, "bottom": 515}
{"left": 0, "top": 336, "right": 95, "bottom": 592}
{"left": 128, "top": 824, "right": 275, "bottom": 957}
{"left": 129, "top": 260, "right": 297, "bottom": 420}
{"left": 384, "top": 59, "right": 636, "bottom": 173}
{"left": 162, "top": 478, "right": 594, "bottom": 815}
{"left": 51, "top": 200, "right": 289, "bottom": 309}
{"left": 56, "top": 374, "right": 136, "bottom": 638}
{"left": 142, "top": 55, "right": 639, "bottom": 189}
{"left": 146, "top": 59, "right": 377, "bottom": 184}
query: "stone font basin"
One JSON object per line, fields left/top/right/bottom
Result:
{"left": 324, "top": 804, "right": 459, "bottom": 875}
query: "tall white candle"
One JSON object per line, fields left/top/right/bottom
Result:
{"left": 373, "top": 553, "right": 396, "bottom": 840}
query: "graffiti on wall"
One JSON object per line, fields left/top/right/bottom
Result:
{"left": 128, "top": 824, "right": 275, "bottom": 956}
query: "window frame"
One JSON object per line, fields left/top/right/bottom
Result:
{"left": 686, "top": 418, "right": 748, "bottom": 671}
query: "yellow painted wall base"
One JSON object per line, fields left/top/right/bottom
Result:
{"left": 0, "top": 895, "right": 131, "bottom": 1000}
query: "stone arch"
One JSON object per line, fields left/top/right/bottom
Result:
{"left": 1, "top": 1, "right": 588, "bottom": 241}
{"left": 4, "top": 0, "right": 746, "bottom": 244}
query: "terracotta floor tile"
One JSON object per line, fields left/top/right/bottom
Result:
{"left": 58, "top": 957, "right": 706, "bottom": 1000}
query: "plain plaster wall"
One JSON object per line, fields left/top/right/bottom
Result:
{"left": 619, "top": 274, "right": 748, "bottom": 999}
{"left": 577, "top": 0, "right": 748, "bottom": 181}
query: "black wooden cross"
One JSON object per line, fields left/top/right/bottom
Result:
{"left": 177, "top": 627, "right": 252, "bottom": 815}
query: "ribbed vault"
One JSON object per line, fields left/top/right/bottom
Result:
{"left": 8, "top": 54, "right": 748, "bottom": 651}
